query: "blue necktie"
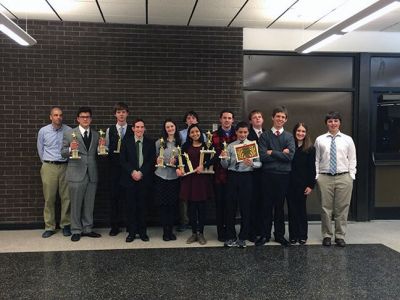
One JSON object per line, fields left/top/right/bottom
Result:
{"left": 329, "top": 136, "right": 337, "bottom": 175}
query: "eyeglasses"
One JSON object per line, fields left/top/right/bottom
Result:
{"left": 78, "top": 115, "right": 91, "bottom": 119}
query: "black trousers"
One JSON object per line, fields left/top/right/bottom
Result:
{"left": 287, "top": 184, "right": 308, "bottom": 240}
{"left": 188, "top": 201, "right": 206, "bottom": 234}
{"left": 215, "top": 183, "right": 228, "bottom": 239}
{"left": 126, "top": 182, "right": 147, "bottom": 235}
{"left": 260, "top": 172, "right": 290, "bottom": 239}
{"left": 250, "top": 169, "right": 263, "bottom": 238}
{"left": 225, "top": 171, "right": 252, "bottom": 240}
{"left": 109, "top": 165, "right": 126, "bottom": 229}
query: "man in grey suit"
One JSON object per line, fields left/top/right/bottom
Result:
{"left": 61, "top": 107, "right": 103, "bottom": 242}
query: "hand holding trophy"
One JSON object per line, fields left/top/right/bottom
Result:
{"left": 70, "top": 132, "right": 81, "bottom": 159}
{"left": 98, "top": 129, "right": 108, "bottom": 156}
{"left": 155, "top": 137, "right": 166, "bottom": 168}
{"left": 199, "top": 130, "right": 216, "bottom": 174}
{"left": 219, "top": 141, "right": 228, "bottom": 159}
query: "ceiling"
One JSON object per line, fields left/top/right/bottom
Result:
{"left": 0, "top": 0, "right": 399, "bottom": 32}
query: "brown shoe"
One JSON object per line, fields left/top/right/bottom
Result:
{"left": 322, "top": 237, "right": 331, "bottom": 246}
{"left": 198, "top": 233, "right": 207, "bottom": 245}
{"left": 186, "top": 233, "right": 198, "bottom": 244}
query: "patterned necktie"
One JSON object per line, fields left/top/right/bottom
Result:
{"left": 119, "top": 127, "right": 124, "bottom": 139}
{"left": 275, "top": 130, "right": 280, "bottom": 136}
{"left": 329, "top": 136, "right": 337, "bottom": 175}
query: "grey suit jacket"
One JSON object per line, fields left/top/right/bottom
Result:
{"left": 61, "top": 127, "right": 99, "bottom": 183}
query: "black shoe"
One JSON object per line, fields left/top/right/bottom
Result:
{"left": 255, "top": 236, "right": 270, "bottom": 246}
{"left": 299, "top": 239, "right": 307, "bottom": 245}
{"left": 126, "top": 234, "right": 135, "bottom": 243}
{"left": 335, "top": 238, "right": 346, "bottom": 247}
{"left": 248, "top": 236, "right": 256, "bottom": 243}
{"left": 140, "top": 234, "right": 150, "bottom": 242}
{"left": 42, "top": 230, "right": 55, "bottom": 238}
{"left": 322, "top": 237, "right": 331, "bottom": 246}
{"left": 275, "top": 237, "right": 290, "bottom": 247}
{"left": 62, "top": 226, "right": 72, "bottom": 237}
{"left": 71, "top": 234, "right": 81, "bottom": 242}
{"left": 82, "top": 231, "right": 101, "bottom": 238}
{"left": 109, "top": 227, "right": 120, "bottom": 236}
{"left": 163, "top": 234, "right": 170, "bottom": 241}
{"left": 290, "top": 239, "right": 298, "bottom": 244}
{"left": 169, "top": 233, "right": 177, "bottom": 241}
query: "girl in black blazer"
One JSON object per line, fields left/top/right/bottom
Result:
{"left": 287, "top": 123, "right": 316, "bottom": 245}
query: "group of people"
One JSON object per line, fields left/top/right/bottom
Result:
{"left": 37, "top": 103, "right": 356, "bottom": 248}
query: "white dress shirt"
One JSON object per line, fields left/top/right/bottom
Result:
{"left": 314, "top": 131, "right": 357, "bottom": 180}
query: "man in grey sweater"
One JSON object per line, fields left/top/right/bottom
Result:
{"left": 256, "top": 106, "right": 295, "bottom": 247}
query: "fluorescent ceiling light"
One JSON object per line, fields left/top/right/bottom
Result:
{"left": 295, "top": 0, "right": 399, "bottom": 53}
{"left": 301, "top": 34, "right": 343, "bottom": 54}
{"left": 0, "top": 12, "right": 36, "bottom": 46}
{"left": 342, "top": 1, "right": 400, "bottom": 32}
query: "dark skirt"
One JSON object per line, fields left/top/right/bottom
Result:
{"left": 154, "top": 176, "right": 180, "bottom": 206}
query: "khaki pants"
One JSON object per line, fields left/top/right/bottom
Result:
{"left": 317, "top": 173, "right": 353, "bottom": 240}
{"left": 40, "top": 163, "right": 70, "bottom": 230}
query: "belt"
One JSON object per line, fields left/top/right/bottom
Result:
{"left": 44, "top": 160, "right": 68, "bottom": 165}
{"left": 321, "top": 172, "right": 348, "bottom": 176}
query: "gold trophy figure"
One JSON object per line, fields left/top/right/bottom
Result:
{"left": 177, "top": 146, "right": 185, "bottom": 173}
{"left": 219, "top": 141, "right": 228, "bottom": 159}
{"left": 70, "top": 132, "right": 81, "bottom": 159}
{"left": 155, "top": 137, "right": 166, "bottom": 168}
{"left": 183, "top": 152, "right": 195, "bottom": 175}
{"left": 166, "top": 148, "right": 177, "bottom": 168}
{"left": 114, "top": 128, "right": 122, "bottom": 153}
{"left": 200, "top": 130, "right": 216, "bottom": 174}
{"left": 98, "top": 129, "right": 108, "bottom": 156}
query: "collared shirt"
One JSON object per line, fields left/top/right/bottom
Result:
{"left": 155, "top": 138, "right": 179, "bottom": 180}
{"left": 79, "top": 125, "right": 90, "bottom": 137}
{"left": 314, "top": 131, "right": 357, "bottom": 179}
{"left": 271, "top": 127, "right": 284, "bottom": 136}
{"left": 106, "top": 123, "right": 127, "bottom": 147}
{"left": 253, "top": 127, "right": 263, "bottom": 138}
{"left": 134, "top": 136, "right": 144, "bottom": 168}
{"left": 220, "top": 139, "right": 261, "bottom": 172}
{"left": 37, "top": 123, "right": 71, "bottom": 162}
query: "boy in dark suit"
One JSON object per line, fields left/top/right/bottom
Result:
{"left": 120, "top": 119, "right": 156, "bottom": 243}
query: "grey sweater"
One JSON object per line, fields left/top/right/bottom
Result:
{"left": 258, "top": 130, "right": 295, "bottom": 174}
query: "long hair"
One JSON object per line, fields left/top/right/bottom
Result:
{"left": 293, "top": 122, "right": 313, "bottom": 152}
{"left": 161, "top": 119, "right": 181, "bottom": 147}
{"left": 182, "top": 123, "right": 205, "bottom": 152}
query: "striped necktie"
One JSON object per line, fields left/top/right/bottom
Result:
{"left": 329, "top": 136, "right": 337, "bottom": 175}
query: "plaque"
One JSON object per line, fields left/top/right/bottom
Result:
{"left": 234, "top": 141, "right": 259, "bottom": 162}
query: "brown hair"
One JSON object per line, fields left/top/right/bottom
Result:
{"left": 293, "top": 122, "right": 313, "bottom": 152}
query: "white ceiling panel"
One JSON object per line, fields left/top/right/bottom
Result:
{"left": 0, "top": 4, "right": 13, "bottom": 19}
{"left": 48, "top": 0, "right": 103, "bottom": 22}
{"left": 99, "top": 0, "right": 145, "bottom": 24}
{"left": 0, "top": 0, "right": 59, "bottom": 21}
{"left": 148, "top": 0, "right": 195, "bottom": 26}
{"left": 356, "top": 8, "right": 400, "bottom": 31}
{"left": 190, "top": 0, "right": 247, "bottom": 27}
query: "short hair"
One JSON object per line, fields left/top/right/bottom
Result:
{"left": 219, "top": 109, "right": 235, "bottom": 119}
{"left": 272, "top": 106, "right": 288, "bottom": 118}
{"left": 325, "top": 111, "right": 342, "bottom": 123}
{"left": 76, "top": 107, "right": 92, "bottom": 117}
{"left": 113, "top": 102, "right": 129, "bottom": 113}
{"left": 133, "top": 118, "right": 145, "bottom": 127}
{"left": 50, "top": 106, "right": 63, "bottom": 115}
{"left": 183, "top": 111, "right": 199, "bottom": 123}
{"left": 248, "top": 110, "right": 263, "bottom": 120}
{"left": 235, "top": 121, "right": 249, "bottom": 131}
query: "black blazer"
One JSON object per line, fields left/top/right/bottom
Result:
{"left": 119, "top": 134, "right": 155, "bottom": 187}
{"left": 248, "top": 127, "right": 265, "bottom": 143}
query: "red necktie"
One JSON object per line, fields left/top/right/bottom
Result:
{"left": 275, "top": 130, "right": 280, "bottom": 136}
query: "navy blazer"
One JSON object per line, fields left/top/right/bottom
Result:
{"left": 119, "top": 134, "right": 155, "bottom": 187}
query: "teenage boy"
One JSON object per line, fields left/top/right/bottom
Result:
{"left": 37, "top": 106, "right": 71, "bottom": 238}
{"left": 120, "top": 119, "right": 155, "bottom": 243}
{"left": 212, "top": 110, "right": 237, "bottom": 242}
{"left": 315, "top": 111, "right": 356, "bottom": 247}
{"left": 247, "top": 110, "right": 265, "bottom": 242}
{"left": 62, "top": 107, "right": 103, "bottom": 242}
{"left": 105, "top": 102, "right": 131, "bottom": 236}
{"left": 256, "top": 106, "right": 295, "bottom": 247}
{"left": 220, "top": 121, "right": 261, "bottom": 248}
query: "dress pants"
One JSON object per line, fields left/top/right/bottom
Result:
{"left": 260, "top": 172, "right": 290, "bottom": 239}
{"left": 109, "top": 164, "right": 126, "bottom": 229}
{"left": 215, "top": 183, "right": 229, "bottom": 240}
{"left": 40, "top": 163, "right": 70, "bottom": 230}
{"left": 225, "top": 171, "right": 252, "bottom": 241}
{"left": 126, "top": 181, "right": 147, "bottom": 235}
{"left": 287, "top": 185, "right": 308, "bottom": 240}
{"left": 250, "top": 169, "right": 263, "bottom": 239}
{"left": 317, "top": 173, "right": 353, "bottom": 239}
{"left": 68, "top": 174, "right": 97, "bottom": 234}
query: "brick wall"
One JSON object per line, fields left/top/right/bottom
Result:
{"left": 0, "top": 21, "right": 243, "bottom": 228}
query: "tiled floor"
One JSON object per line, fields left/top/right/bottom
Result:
{"left": 1, "top": 220, "right": 399, "bottom": 253}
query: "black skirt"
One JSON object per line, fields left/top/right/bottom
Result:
{"left": 154, "top": 176, "right": 180, "bottom": 206}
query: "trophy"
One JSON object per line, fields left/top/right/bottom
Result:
{"left": 155, "top": 137, "right": 166, "bottom": 168}
{"left": 177, "top": 146, "right": 185, "bottom": 173}
{"left": 70, "top": 132, "right": 81, "bottom": 159}
{"left": 200, "top": 130, "right": 216, "bottom": 174}
{"left": 114, "top": 128, "right": 122, "bottom": 154}
{"left": 166, "top": 148, "right": 177, "bottom": 168}
{"left": 183, "top": 152, "right": 195, "bottom": 176}
{"left": 219, "top": 141, "right": 228, "bottom": 159}
{"left": 98, "top": 129, "right": 108, "bottom": 156}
